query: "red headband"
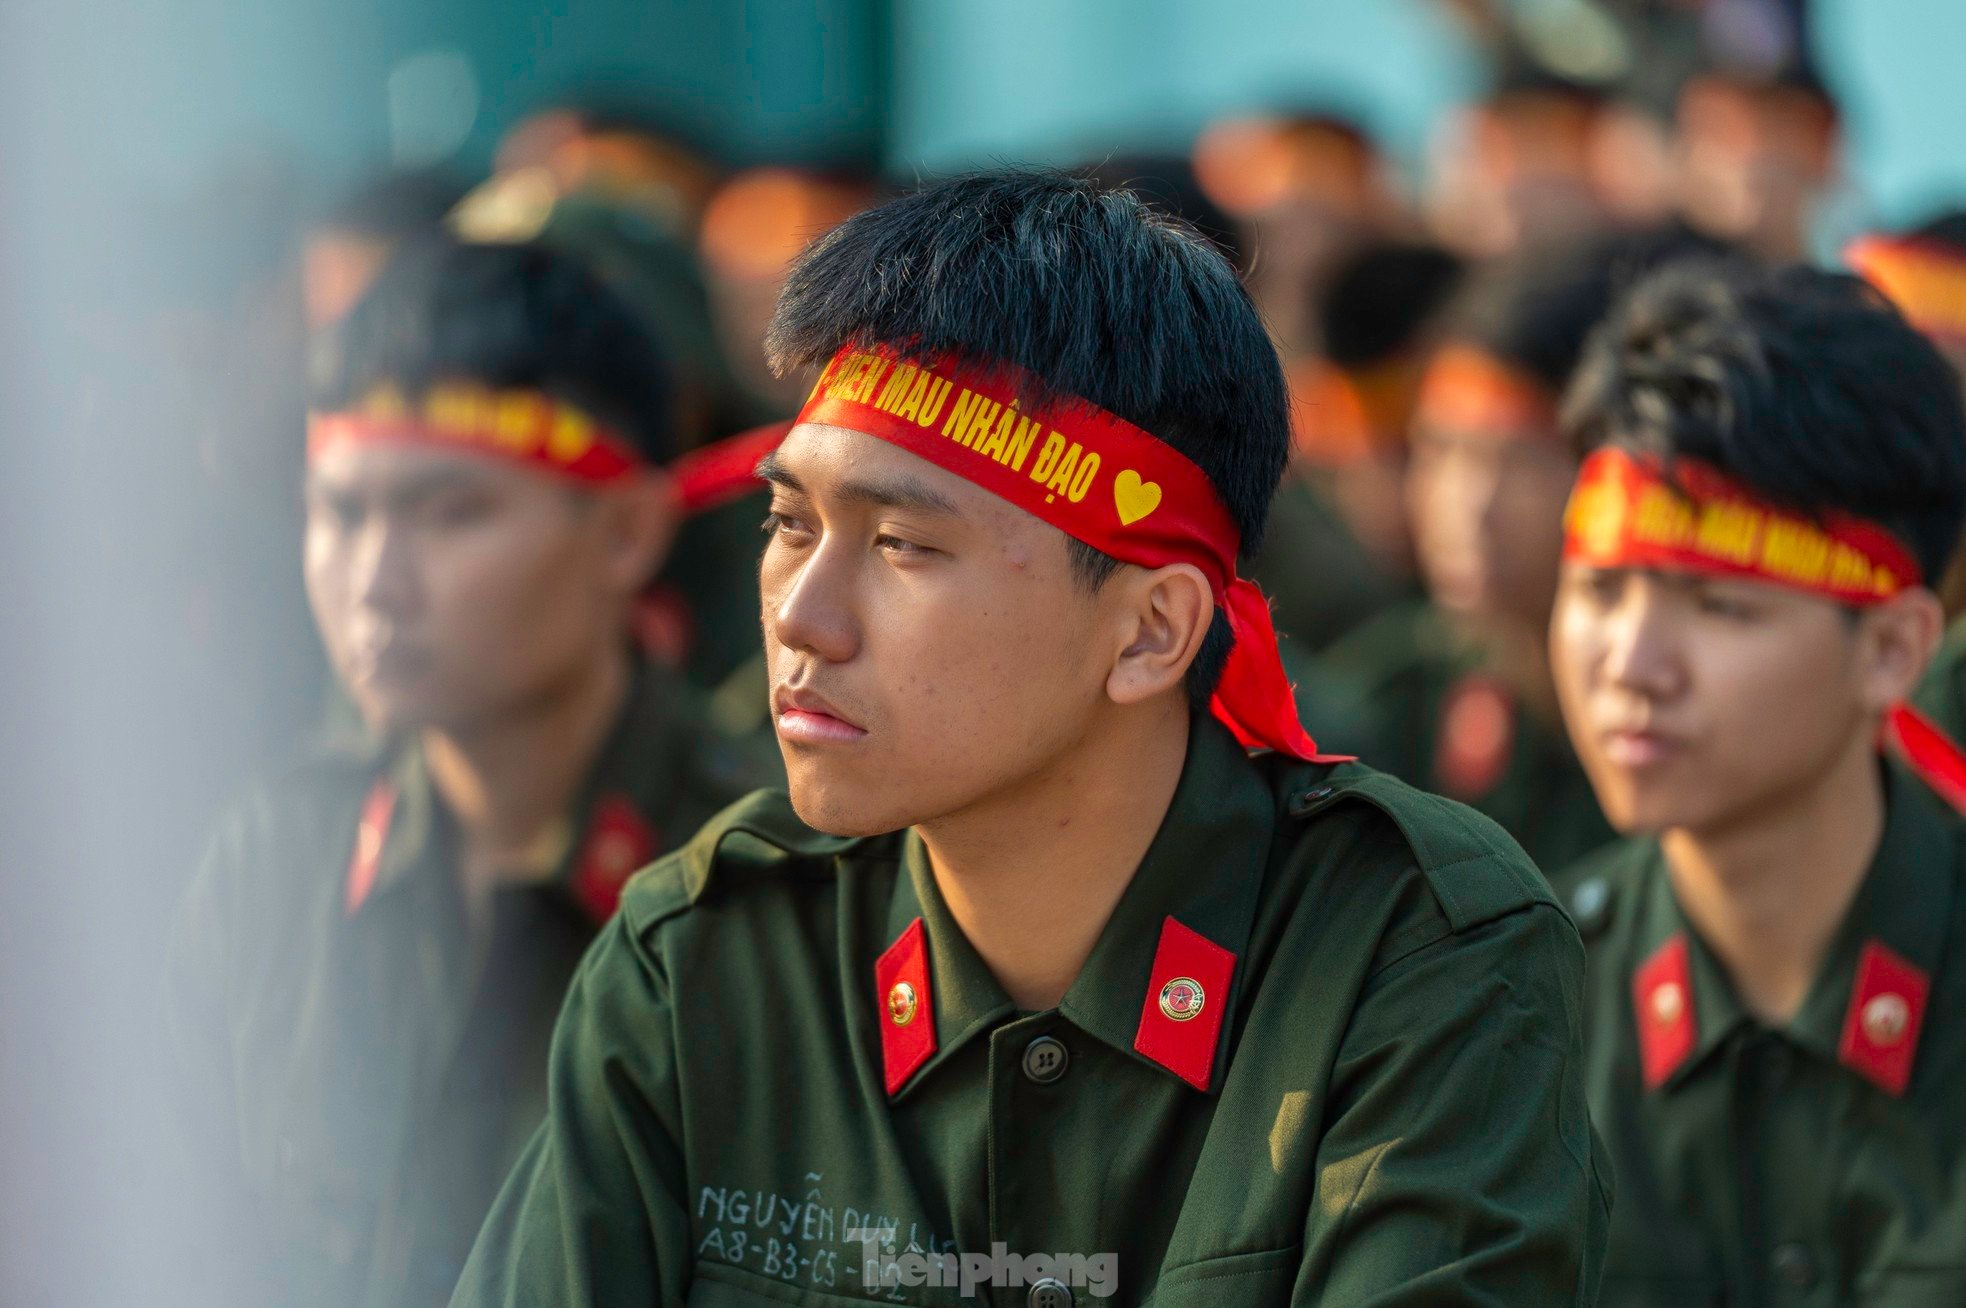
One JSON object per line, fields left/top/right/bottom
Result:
{"left": 1412, "top": 345, "right": 1558, "bottom": 439}
{"left": 796, "top": 344, "right": 1344, "bottom": 763}
{"left": 1563, "top": 447, "right": 1921, "bottom": 604}
{"left": 307, "top": 382, "right": 645, "bottom": 483}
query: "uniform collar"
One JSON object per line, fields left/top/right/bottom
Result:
{"left": 876, "top": 715, "right": 1274, "bottom": 1100}
{"left": 348, "top": 659, "right": 695, "bottom": 922}
{"left": 1632, "top": 761, "right": 1955, "bottom": 1097}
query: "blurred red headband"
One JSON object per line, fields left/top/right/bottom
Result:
{"left": 307, "top": 382, "right": 645, "bottom": 483}
{"left": 1563, "top": 447, "right": 1921, "bottom": 605}
{"left": 797, "top": 343, "right": 1345, "bottom": 763}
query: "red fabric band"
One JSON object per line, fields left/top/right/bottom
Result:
{"left": 1563, "top": 447, "right": 1921, "bottom": 605}
{"left": 307, "top": 382, "right": 644, "bottom": 484}
{"left": 796, "top": 344, "right": 1342, "bottom": 763}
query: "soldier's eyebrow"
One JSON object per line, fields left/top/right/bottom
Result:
{"left": 756, "top": 451, "right": 961, "bottom": 518}
{"left": 754, "top": 452, "right": 805, "bottom": 496}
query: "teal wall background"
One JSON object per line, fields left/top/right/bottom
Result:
{"left": 12, "top": 0, "right": 1965, "bottom": 222}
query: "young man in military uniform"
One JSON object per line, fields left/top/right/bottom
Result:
{"left": 1309, "top": 235, "right": 1653, "bottom": 873}
{"left": 168, "top": 234, "right": 774, "bottom": 1308}
{"left": 451, "top": 172, "right": 1609, "bottom": 1308}
{"left": 1548, "top": 260, "right": 1966, "bottom": 1304}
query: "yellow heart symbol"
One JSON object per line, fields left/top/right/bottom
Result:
{"left": 1114, "top": 469, "right": 1162, "bottom": 526}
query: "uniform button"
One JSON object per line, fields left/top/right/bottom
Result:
{"left": 1770, "top": 1242, "right": 1817, "bottom": 1291}
{"left": 1288, "top": 785, "right": 1336, "bottom": 816}
{"left": 1028, "top": 1277, "right": 1074, "bottom": 1308}
{"left": 1569, "top": 876, "right": 1611, "bottom": 935}
{"left": 1022, "top": 1035, "right": 1070, "bottom": 1084}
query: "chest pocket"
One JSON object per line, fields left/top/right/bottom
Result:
{"left": 1145, "top": 1245, "right": 1298, "bottom": 1305}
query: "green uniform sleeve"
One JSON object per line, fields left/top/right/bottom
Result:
{"left": 1293, "top": 897, "right": 1610, "bottom": 1306}
{"left": 450, "top": 904, "right": 695, "bottom": 1308}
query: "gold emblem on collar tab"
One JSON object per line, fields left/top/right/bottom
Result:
{"left": 1159, "top": 976, "right": 1206, "bottom": 1022}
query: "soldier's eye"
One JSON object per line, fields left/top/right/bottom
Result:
{"left": 761, "top": 511, "right": 814, "bottom": 542}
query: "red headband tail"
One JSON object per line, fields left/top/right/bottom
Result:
{"left": 798, "top": 344, "right": 1347, "bottom": 764}
{"left": 1213, "top": 580, "right": 1328, "bottom": 760}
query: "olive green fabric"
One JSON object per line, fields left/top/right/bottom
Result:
{"left": 1911, "top": 613, "right": 1966, "bottom": 743}
{"left": 1552, "top": 764, "right": 1966, "bottom": 1306}
{"left": 452, "top": 715, "right": 1609, "bottom": 1307}
{"left": 168, "top": 663, "right": 777, "bottom": 1308}
{"left": 1311, "top": 599, "right": 1614, "bottom": 875}
{"left": 1254, "top": 473, "right": 1413, "bottom": 655}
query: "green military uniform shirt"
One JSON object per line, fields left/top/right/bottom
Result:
{"left": 452, "top": 715, "right": 1610, "bottom": 1307}
{"left": 1310, "top": 599, "right": 1614, "bottom": 874}
{"left": 1254, "top": 473, "right": 1413, "bottom": 655}
{"left": 1553, "top": 764, "right": 1966, "bottom": 1306}
{"left": 1911, "top": 614, "right": 1966, "bottom": 746}
{"left": 168, "top": 662, "right": 776, "bottom": 1308}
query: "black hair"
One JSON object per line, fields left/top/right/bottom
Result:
{"left": 766, "top": 170, "right": 1291, "bottom": 708}
{"left": 1446, "top": 226, "right": 1734, "bottom": 394}
{"left": 1076, "top": 154, "right": 1243, "bottom": 271}
{"left": 1317, "top": 240, "right": 1463, "bottom": 369}
{"left": 313, "top": 232, "right": 676, "bottom": 464}
{"left": 1909, "top": 210, "right": 1966, "bottom": 253}
{"left": 1563, "top": 258, "right": 1966, "bottom": 582}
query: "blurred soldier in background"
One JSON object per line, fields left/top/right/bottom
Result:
{"left": 167, "top": 233, "right": 775, "bottom": 1308}
{"left": 1550, "top": 260, "right": 1966, "bottom": 1304}
{"left": 1191, "top": 109, "right": 1396, "bottom": 360}
{"left": 1426, "top": 72, "right": 1620, "bottom": 257}
{"left": 1845, "top": 214, "right": 1966, "bottom": 814}
{"left": 1305, "top": 234, "right": 1659, "bottom": 870}
{"left": 698, "top": 165, "right": 880, "bottom": 417}
{"left": 1672, "top": 64, "right": 1838, "bottom": 264}
{"left": 303, "top": 170, "right": 469, "bottom": 330}
{"left": 1261, "top": 237, "right": 1464, "bottom": 653}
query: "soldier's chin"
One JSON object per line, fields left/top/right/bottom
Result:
{"left": 783, "top": 772, "right": 910, "bottom": 838}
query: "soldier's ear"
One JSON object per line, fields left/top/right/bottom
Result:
{"left": 1105, "top": 564, "right": 1213, "bottom": 708}
{"left": 1856, "top": 587, "right": 1944, "bottom": 712}
{"left": 596, "top": 469, "right": 682, "bottom": 595}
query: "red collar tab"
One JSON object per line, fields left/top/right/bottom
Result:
{"left": 876, "top": 917, "right": 937, "bottom": 1097}
{"left": 798, "top": 344, "right": 1349, "bottom": 764}
{"left": 671, "top": 421, "right": 791, "bottom": 515}
{"left": 570, "top": 794, "right": 658, "bottom": 923}
{"left": 1634, "top": 932, "right": 1698, "bottom": 1091}
{"left": 1837, "top": 940, "right": 1930, "bottom": 1097}
{"left": 1434, "top": 673, "right": 1516, "bottom": 802}
{"left": 1132, "top": 916, "right": 1238, "bottom": 1092}
{"left": 343, "top": 779, "right": 399, "bottom": 917}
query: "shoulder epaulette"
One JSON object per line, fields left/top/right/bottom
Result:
{"left": 1282, "top": 762, "right": 1555, "bottom": 933}
{"left": 619, "top": 788, "right": 861, "bottom": 935}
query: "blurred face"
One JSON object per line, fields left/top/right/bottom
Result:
{"left": 1551, "top": 565, "right": 1873, "bottom": 834}
{"left": 759, "top": 423, "right": 1127, "bottom": 836}
{"left": 1407, "top": 424, "right": 1577, "bottom": 630}
{"left": 305, "top": 444, "right": 657, "bottom": 735}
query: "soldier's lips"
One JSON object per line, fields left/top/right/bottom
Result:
{"left": 347, "top": 642, "right": 431, "bottom": 682}
{"left": 1598, "top": 728, "right": 1686, "bottom": 769}
{"left": 776, "top": 708, "right": 869, "bottom": 744}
